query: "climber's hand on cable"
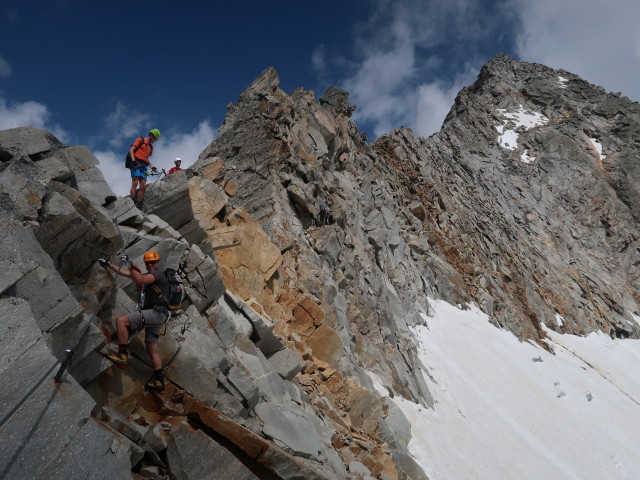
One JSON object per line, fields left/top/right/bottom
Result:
{"left": 118, "top": 253, "right": 133, "bottom": 266}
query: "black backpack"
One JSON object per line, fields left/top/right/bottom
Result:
{"left": 151, "top": 268, "right": 184, "bottom": 311}
{"left": 164, "top": 268, "right": 184, "bottom": 311}
{"left": 125, "top": 137, "right": 152, "bottom": 169}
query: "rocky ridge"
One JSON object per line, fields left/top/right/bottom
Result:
{"left": 1, "top": 54, "right": 639, "bottom": 479}
{"left": 377, "top": 54, "right": 640, "bottom": 340}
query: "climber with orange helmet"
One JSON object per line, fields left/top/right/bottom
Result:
{"left": 128, "top": 129, "right": 161, "bottom": 204}
{"left": 98, "top": 250, "right": 168, "bottom": 391}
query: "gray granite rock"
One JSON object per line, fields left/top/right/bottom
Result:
{"left": 32, "top": 418, "right": 132, "bottom": 480}
{"left": 34, "top": 182, "right": 122, "bottom": 282}
{"left": 5, "top": 53, "right": 640, "bottom": 480}
{"left": 0, "top": 297, "right": 130, "bottom": 480}
{"left": 254, "top": 401, "right": 326, "bottom": 460}
{"left": 166, "top": 306, "right": 229, "bottom": 405}
{"left": 206, "top": 299, "right": 253, "bottom": 346}
{"left": 166, "top": 423, "right": 259, "bottom": 480}
{"left": 0, "top": 125, "right": 59, "bottom": 158}
{"left": 267, "top": 347, "right": 304, "bottom": 381}
{"left": 181, "top": 244, "right": 225, "bottom": 312}
{"left": 225, "top": 291, "right": 283, "bottom": 356}
{"left": 143, "top": 170, "right": 193, "bottom": 230}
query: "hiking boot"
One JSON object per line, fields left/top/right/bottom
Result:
{"left": 146, "top": 376, "right": 165, "bottom": 392}
{"left": 106, "top": 351, "right": 128, "bottom": 366}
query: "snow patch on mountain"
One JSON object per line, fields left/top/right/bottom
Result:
{"left": 495, "top": 105, "right": 549, "bottom": 163}
{"left": 373, "top": 300, "right": 640, "bottom": 480}
{"left": 589, "top": 137, "right": 606, "bottom": 160}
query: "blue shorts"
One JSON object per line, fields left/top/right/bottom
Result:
{"left": 131, "top": 166, "right": 148, "bottom": 180}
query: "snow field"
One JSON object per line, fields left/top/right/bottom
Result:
{"left": 370, "top": 300, "right": 640, "bottom": 480}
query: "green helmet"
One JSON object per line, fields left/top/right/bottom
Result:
{"left": 149, "top": 129, "right": 161, "bottom": 139}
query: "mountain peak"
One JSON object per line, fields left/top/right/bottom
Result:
{"left": 2, "top": 54, "right": 639, "bottom": 479}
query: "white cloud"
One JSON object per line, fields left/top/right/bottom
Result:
{"left": 0, "top": 96, "right": 69, "bottom": 142}
{"left": 104, "top": 101, "right": 152, "bottom": 148}
{"left": 337, "top": 0, "right": 492, "bottom": 138}
{"left": 0, "top": 98, "right": 49, "bottom": 130}
{"left": 415, "top": 82, "right": 461, "bottom": 137}
{"left": 95, "top": 120, "right": 216, "bottom": 197}
{"left": 0, "top": 55, "right": 12, "bottom": 78}
{"left": 342, "top": 44, "right": 477, "bottom": 138}
{"left": 92, "top": 149, "right": 130, "bottom": 197}
{"left": 151, "top": 120, "right": 216, "bottom": 169}
{"left": 510, "top": 0, "right": 640, "bottom": 101}
{"left": 335, "top": 0, "right": 640, "bottom": 139}
{"left": 344, "top": 43, "right": 418, "bottom": 137}
{"left": 311, "top": 44, "right": 327, "bottom": 76}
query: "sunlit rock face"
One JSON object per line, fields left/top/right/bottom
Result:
{"left": 2, "top": 53, "right": 640, "bottom": 479}
{"left": 377, "top": 54, "right": 640, "bottom": 341}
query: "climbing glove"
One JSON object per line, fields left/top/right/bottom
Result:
{"left": 98, "top": 258, "right": 110, "bottom": 268}
{"left": 118, "top": 253, "right": 133, "bottom": 267}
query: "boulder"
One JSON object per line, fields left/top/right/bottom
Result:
{"left": 206, "top": 296, "right": 253, "bottom": 346}
{"left": 34, "top": 182, "right": 122, "bottom": 282}
{"left": 0, "top": 155, "right": 47, "bottom": 220}
{"left": 267, "top": 347, "right": 304, "bottom": 381}
{"left": 0, "top": 297, "right": 131, "bottom": 480}
{"left": 212, "top": 208, "right": 282, "bottom": 287}
{"left": 166, "top": 423, "right": 259, "bottom": 480}
{"left": 181, "top": 244, "right": 225, "bottom": 312}
{"left": 166, "top": 306, "right": 230, "bottom": 406}
{"left": 0, "top": 126, "right": 59, "bottom": 159}
{"left": 306, "top": 324, "right": 344, "bottom": 368}
{"left": 225, "top": 290, "right": 283, "bottom": 356}
{"left": 144, "top": 170, "right": 193, "bottom": 229}
{"left": 254, "top": 401, "right": 326, "bottom": 460}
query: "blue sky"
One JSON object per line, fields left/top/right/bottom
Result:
{"left": 2, "top": 0, "right": 639, "bottom": 195}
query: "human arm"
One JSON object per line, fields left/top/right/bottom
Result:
{"left": 144, "top": 135, "right": 158, "bottom": 171}
{"left": 98, "top": 259, "right": 135, "bottom": 278}
{"left": 129, "top": 268, "right": 157, "bottom": 285}
{"left": 129, "top": 137, "right": 143, "bottom": 165}
{"left": 98, "top": 253, "right": 156, "bottom": 284}
{"left": 97, "top": 257, "right": 154, "bottom": 283}
{"left": 128, "top": 144, "right": 137, "bottom": 163}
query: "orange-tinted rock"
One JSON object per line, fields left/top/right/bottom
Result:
{"left": 306, "top": 324, "right": 344, "bottom": 367}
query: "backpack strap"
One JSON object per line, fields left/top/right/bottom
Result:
{"left": 151, "top": 281, "right": 170, "bottom": 307}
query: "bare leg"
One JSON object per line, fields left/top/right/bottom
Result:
{"left": 115, "top": 315, "right": 130, "bottom": 344}
{"left": 146, "top": 342, "right": 162, "bottom": 370}
{"left": 136, "top": 179, "right": 147, "bottom": 202}
{"left": 130, "top": 177, "right": 139, "bottom": 200}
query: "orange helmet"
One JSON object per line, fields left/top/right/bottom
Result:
{"left": 143, "top": 251, "right": 160, "bottom": 262}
